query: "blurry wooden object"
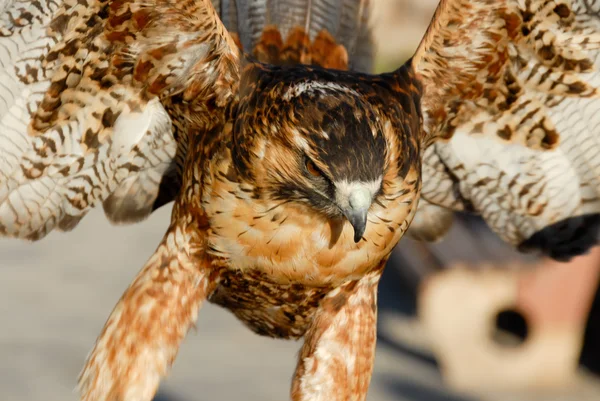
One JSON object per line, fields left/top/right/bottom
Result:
{"left": 418, "top": 248, "right": 600, "bottom": 392}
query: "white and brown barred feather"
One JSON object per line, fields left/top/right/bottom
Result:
{"left": 0, "top": 0, "right": 238, "bottom": 240}
{"left": 413, "top": 0, "right": 600, "bottom": 259}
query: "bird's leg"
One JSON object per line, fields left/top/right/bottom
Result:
{"left": 291, "top": 270, "right": 382, "bottom": 401}
{"left": 78, "top": 223, "right": 216, "bottom": 401}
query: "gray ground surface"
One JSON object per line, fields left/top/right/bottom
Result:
{"left": 2, "top": 206, "right": 600, "bottom": 401}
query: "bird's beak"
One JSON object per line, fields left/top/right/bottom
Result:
{"left": 341, "top": 188, "right": 372, "bottom": 243}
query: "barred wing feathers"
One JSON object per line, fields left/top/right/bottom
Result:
{"left": 413, "top": 0, "right": 600, "bottom": 259}
{"left": 0, "top": 0, "right": 239, "bottom": 240}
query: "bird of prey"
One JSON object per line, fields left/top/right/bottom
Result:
{"left": 2, "top": 0, "right": 600, "bottom": 400}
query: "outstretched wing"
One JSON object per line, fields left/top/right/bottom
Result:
{"left": 412, "top": 0, "right": 600, "bottom": 260}
{"left": 0, "top": 0, "right": 239, "bottom": 240}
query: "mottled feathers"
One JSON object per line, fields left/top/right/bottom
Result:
{"left": 0, "top": 0, "right": 238, "bottom": 240}
{"left": 414, "top": 0, "right": 600, "bottom": 258}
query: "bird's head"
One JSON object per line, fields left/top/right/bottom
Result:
{"left": 233, "top": 66, "right": 393, "bottom": 243}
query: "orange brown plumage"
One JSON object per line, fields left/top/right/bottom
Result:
{"left": 253, "top": 26, "right": 350, "bottom": 70}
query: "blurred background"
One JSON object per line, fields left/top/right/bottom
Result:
{"left": 2, "top": 1, "right": 600, "bottom": 400}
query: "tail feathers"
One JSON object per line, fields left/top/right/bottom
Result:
{"left": 214, "top": 0, "right": 374, "bottom": 72}
{"left": 252, "top": 26, "right": 349, "bottom": 69}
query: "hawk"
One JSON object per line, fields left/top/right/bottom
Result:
{"left": 1, "top": 0, "right": 600, "bottom": 400}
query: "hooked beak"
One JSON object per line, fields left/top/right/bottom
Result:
{"left": 340, "top": 187, "right": 372, "bottom": 243}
